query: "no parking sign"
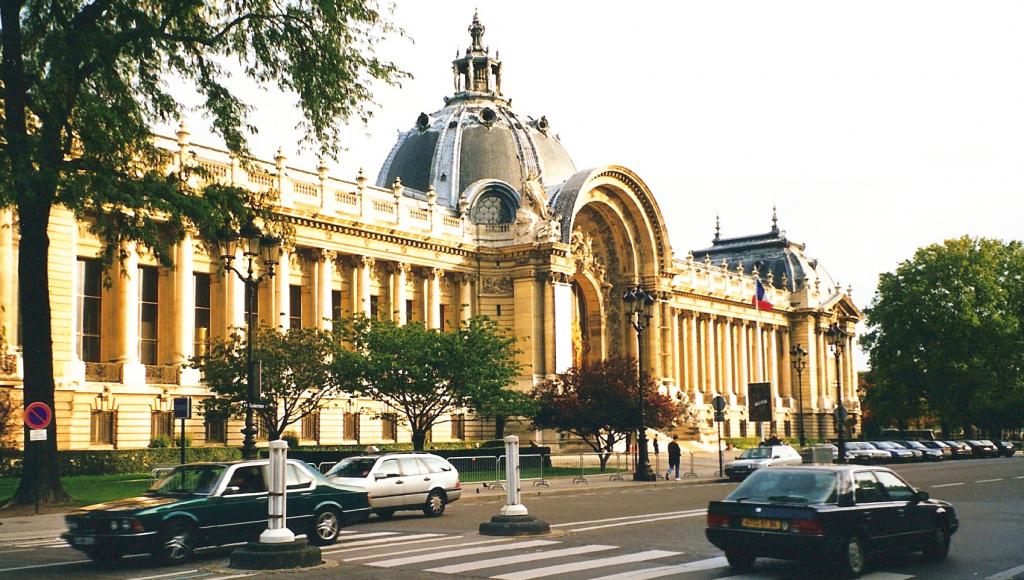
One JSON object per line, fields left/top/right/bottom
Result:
{"left": 24, "top": 402, "right": 52, "bottom": 430}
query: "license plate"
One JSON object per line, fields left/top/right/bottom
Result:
{"left": 741, "top": 518, "right": 782, "bottom": 530}
{"left": 73, "top": 536, "right": 96, "bottom": 546}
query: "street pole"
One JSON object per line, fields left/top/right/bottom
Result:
{"left": 623, "top": 285, "right": 655, "bottom": 482}
{"left": 826, "top": 324, "right": 847, "bottom": 464}
{"left": 717, "top": 419, "right": 723, "bottom": 476}
{"left": 790, "top": 344, "right": 807, "bottom": 448}
{"left": 243, "top": 278, "right": 258, "bottom": 460}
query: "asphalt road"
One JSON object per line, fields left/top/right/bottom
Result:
{"left": 1, "top": 457, "right": 1022, "bottom": 579}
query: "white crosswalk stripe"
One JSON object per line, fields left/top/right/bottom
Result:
{"left": 492, "top": 550, "right": 681, "bottom": 580}
{"left": 425, "top": 544, "right": 618, "bottom": 574}
{"left": 323, "top": 533, "right": 449, "bottom": 553}
{"left": 369, "top": 539, "right": 560, "bottom": 568}
{"left": 588, "top": 555, "right": 729, "bottom": 579}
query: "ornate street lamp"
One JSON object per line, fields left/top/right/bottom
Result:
{"left": 623, "top": 284, "right": 656, "bottom": 482}
{"left": 825, "top": 323, "right": 848, "bottom": 463}
{"left": 789, "top": 344, "right": 808, "bottom": 448}
{"left": 220, "top": 220, "right": 282, "bottom": 460}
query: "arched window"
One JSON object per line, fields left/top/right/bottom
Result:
{"left": 470, "top": 193, "right": 514, "bottom": 224}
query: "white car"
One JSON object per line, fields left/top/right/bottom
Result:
{"left": 324, "top": 452, "right": 462, "bottom": 519}
{"left": 724, "top": 445, "right": 803, "bottom": 481}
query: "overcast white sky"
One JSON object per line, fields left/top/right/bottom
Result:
{"left": 171, "top": 1, "right": 1024, "bottom": 369}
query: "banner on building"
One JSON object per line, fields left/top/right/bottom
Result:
{"left": 748, "top": 382, "right": 772, "bottom": 422}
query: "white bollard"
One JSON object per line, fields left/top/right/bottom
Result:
{"left": 500, "top": 435, "right": 528, "bottom": 517}
{"left": 260, "top": 439, "right": 295, "bottom": 544}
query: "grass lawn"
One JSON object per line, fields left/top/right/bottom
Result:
{"left": 0, "top": 473, "right": 153, "bottom": 507}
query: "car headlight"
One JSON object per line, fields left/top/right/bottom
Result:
{"left": 121, "top": 519, "right": 132, "bottom": 531}
{"left": 109, "top": 520, "right": 119, "bottom": 531}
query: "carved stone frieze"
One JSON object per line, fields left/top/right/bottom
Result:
{"left": 85, "top": 362, "right": 122, "bottom": 383}
{"left": 481, "top": 276, "right": 513, "bottom": 295}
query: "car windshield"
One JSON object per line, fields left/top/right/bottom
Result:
{"left": 872, "top": 442, "right": 892, "bottom": 449}
{"left": 901, "top": 441, "right": 926, "bottom": 449}
{"left": 325, "top": 457, "right": 378, "bottom": 478}
{"left": 886, "top": 442, "right": 908, "bottom": 449}
{"left": 149, "top": 465, "right": 225, "bottom": 495}
{"left": 739, "top": 448, "right": 773, "bottom": 459}
{"left": 727, "top": 469, "right": 838, "bottom": 504}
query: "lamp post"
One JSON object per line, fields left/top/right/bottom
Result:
{"left": 825, "top": 323, "right": 848, "bottom": 463}
{"left": 789, "top": 344, "right": 808, "bottom": 448}
{"left": 220, "top": 220, "right": 282, "bottom": 460}
{"left": 623, "top": 285, "right": 656, "bottom": 482}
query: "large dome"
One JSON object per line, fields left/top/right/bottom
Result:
{"left": 376, "top": 13, "right": 576, "bottom": 210}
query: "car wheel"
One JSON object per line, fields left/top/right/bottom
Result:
{"left": 837, "top": 535, "right": 867, "bottom": 577}
{"left": 725, "top": 550, "right": 755, "bottom": 572}
{"left": 922, "top": 523, "right": 950, "bottom": 561}
{"left": 375, "top": 508, "right": 396, "bottom": 520}
{"left": 153, "top": 520, "right": 195, "bottom": 565}
{"left": 308, "top": 508, "right": 342, "bottom": 546}
{"left": 423, "top": 490, "right": 447, "bottom": 517}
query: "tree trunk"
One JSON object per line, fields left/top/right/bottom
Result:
{"left": 11, "top": 199, "right": 70, "bottom": 506}
{"left": 494, "top": 415, "right": 506, "bottom": 439}
{"left": 411, "top": 430, "right": 427, "bottom": 451}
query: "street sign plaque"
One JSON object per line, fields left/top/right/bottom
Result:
{"left": 747, "top": 382, "right": 772, "bottom": 422}
{"left": 173, "top": 397, "right": 192, "bottom": 420}
{"left": 24, "top": 402, "right": 53, "bottom": 430}
{"left": 714, "top": 411, "right": 726, "bottom": 422}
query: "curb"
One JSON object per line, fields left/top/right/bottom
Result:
{"left": 458, "top": 475, "right": 732, "bottom": 504}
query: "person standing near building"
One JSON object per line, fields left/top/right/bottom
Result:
{"left": 666, "top": 435, "right": 681, "bottom": 480}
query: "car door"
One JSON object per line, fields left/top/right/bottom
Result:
{"left": 852, "top": 470, "right": 901, "bottom": 550}
{"left": 370, "top": 458, "right": 404, "bottom": 508}
{"left": 216, "top": 464, "right": 270, "bottom": 542}
{"left": 874, "top": 469, "right": 925, "bottom": 542}
{"left": 284, "top": 462, "right": 317, "bottom": 534}
{"left": 398, "top": 457, "right": 429, "bottom": 507}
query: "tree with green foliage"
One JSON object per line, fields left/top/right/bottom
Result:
{"left": 862, "top": 236, "right": 1024, "bottom": 436}
{"left": 337, "top": 315, "right": 524, "bottom": 451}
{"left": 530, "top": 356, "right": 685, "bottom": 471}
{"left": 196, "top": 326, "right": 358, "bottom": 442}
{"left": 0, "top": 0, "right": 405, "bottom": 505}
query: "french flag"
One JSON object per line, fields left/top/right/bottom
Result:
{"left": 752, "top": 279, "right": 773, "bottom": 311}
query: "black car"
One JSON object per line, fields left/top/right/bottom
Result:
{"left": 994, "top": 441, "right": 1016, "bottom": 457}
{"left": 895, "top": 440, "right": 944, "bottom": 461}
{"left": 866, "top": 441, "right": 916, "bottom": 462}
{"left": 706, "top": 465, "right": 958, "bottom": 577}
{"left": 964, "top": 440, "right": 999, "bottom": 458}
{"left": 919, "top": 440, "right": 954, "bottom": 460}
{"left": 942, "top": 440, "right": 974, "bottom": 460}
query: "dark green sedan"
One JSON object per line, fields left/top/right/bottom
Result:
{"left": 61, "top": 459, "right": 370, "bottom": 564}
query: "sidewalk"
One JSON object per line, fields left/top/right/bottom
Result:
{"left": 0, "top": 467, "right": 729, "bottom": 544}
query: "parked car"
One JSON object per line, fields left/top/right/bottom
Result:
{"left": 844, "top": 442, "right": 891, "bottom": 464}
{"left": 61, "top": 460, "right": 369, "bottom": 564}
{"left": 866, "top": 441, "right": 916, "bottom": 462}
{"left": 706, "top": 465, "right": 958, "bottom": 577}
{"left": 919, "top": 440, "right": 954, "bottom": 459}
{"left": 324, "top": 452, "right": 461, "bottom": 519}
{"left": 724, "top": 445, "right": 803, "bottom": 481}
{"left": 895, "top": 440, "right": 944, "bottom": 461}
{"left": 964, "top": 440, "right": 999, "bottom": 458}
{"left": 942, "top": 440, "right": 974, "bottom": 460}
{"left": 994, "top": 440, "right": 1016, "bottom": 457}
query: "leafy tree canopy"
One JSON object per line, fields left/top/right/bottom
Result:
{"left": 530, "top": 356, "right": 684, "bottom": 469}
{"left": 862, "top": 236, "right": 1024, "bottom": 436}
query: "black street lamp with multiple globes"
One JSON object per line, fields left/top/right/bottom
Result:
{"left": 789, "top": 344, "right": 808, "bottom": 448}
{"left": 219, "top": 220, "right": 282, "bottom": 460}
{"left": 622, "top": 285, "right": 657, "bottom": 481}
{"left": 825, "top": 322, "right": 849, "bottom": 463}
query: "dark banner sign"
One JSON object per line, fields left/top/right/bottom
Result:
{"left": 748, "top": 382, "right": 772, "bottom": 422}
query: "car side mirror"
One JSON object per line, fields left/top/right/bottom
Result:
{"left": 913, "top": 490, "right": 929, "bottom": 503}
{"left": 222, "top": 486, "right": 240, "bottom": 496}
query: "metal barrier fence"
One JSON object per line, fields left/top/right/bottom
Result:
{"left": 447, "top": 455, "right": 503, "bottom": 488}
{"left": 546, "top": 452, "right": 634, "bottom": 484}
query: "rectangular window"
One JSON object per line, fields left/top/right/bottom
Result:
{"left": 90, "top": 410, "right": 115, "bottom": 445}
{"left": 194, "top": 273, "right": 211, "bottom": 357}
{"left": 381, "top": 413, "right": 397, "bottom": 441}
{"left": 784, "top": 420, "right": 792, "bottom": 438}
{"left": 369, "top": 295, "right": 379, "bottom": 319}
{"left": 77, "top": 258, "right": 103, "bottom": 362}
{"left": 139, "top": 266, "right": 159, "bottom": 365}
{"left": 439, "top": 304, "right": 447, "bottom": 330}
{"left": 343, "top": 412, "right": 360, "bottom": 441}
{"left": 724, "top": 420, "right": 732, "bottom": 438}
{"left": 332, "top": 290, "right": 342, "bottom": 320}
{"left": 496, "top": 304, "right": 502, "bottom": 317}
{"left": 151, "top": 410, "right": 174, "bottom": 440}
{"left": 289, "top": 285, "right": 302, "bottom": 329}
{"left": 257, "top": 416, "right": 270, "bottom": 441}
{"left": 205, "top": 414, "right": 227, "bottom": 444}
{"left": 302, "top": 412, "right": 320, "bottom": 441}
{"left": 451, "top": 413, "right": 465, "bottom": 440}
{"left": 405, "top": 299, "right": 414, "bottom": 323}
{"left": 739, "top": 419, "right": 748, "bottom": 438}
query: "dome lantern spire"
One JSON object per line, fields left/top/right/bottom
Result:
{"left": 451, "top": 11, "right": 504, "bottom": 100}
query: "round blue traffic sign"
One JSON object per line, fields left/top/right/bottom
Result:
{"left": 24, "top": 402, "right": 52, "bottom": 430}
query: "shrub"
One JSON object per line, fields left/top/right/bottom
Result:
{"left": 149, "top": 435, "right": 192, "bottom": 448}
{"left": 0, "top": 447, "right": 242, "bottom": 477}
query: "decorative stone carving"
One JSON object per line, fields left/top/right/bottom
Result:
{"left": 85, "top": 362, "right": 122, "bottom": 383}
{"left": 569, "top": 230, "right": 609, "bottom": 290}
{"left": 514, "top": 207, "right": 538, "bottom": 243}
{"left": 535, "top": 215, "right": 561, "bottom": 243}
{"left": 480, "top": 276, "right": 513, "bottom": 295}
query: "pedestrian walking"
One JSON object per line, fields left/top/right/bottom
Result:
{"left": 666, "top": 435, "right": 681, "bottom": 480}
{"left": 653, "top": 438, "right": 660, "bottom": 456}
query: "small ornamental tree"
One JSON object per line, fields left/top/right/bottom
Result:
{"left": 336, "top": 315, "right": 523, "bottom": 451}
{"left": 530, "top": 356, "right": 683, "bottom": 471}
{"left": 196, "top": 326, "right": 356, "bottom": 441}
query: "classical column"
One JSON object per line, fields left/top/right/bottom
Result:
{"left": 816, "top": 324, "right": 829, "bottom": 408}
{"left": 394, "top": 263, "right": 409, "bottom": 324}
{"left": 543, "top": 274, "right": 556, "bottom": 373}
{"left": 317, "top": 250, "right": 334, "bottom": 329}
{"left": 768, "top": 325, "right": 780, "bottom": 406}
{"left": 780, "top": 328, "right": 793, "bottom": 399}
{"left": 111, "top": 243, "right": 145, "bottom": 383}
{"left": 737, "top": 321, "right": 749, "bottom": 400}
{"left": 427, "top": 267, "right": 441, "bottom": 329}
{"left": 845, "top": 335, "right": 856, "bottom": 403}
{"left": 359, "top": 256, "right": 375, "bottom": 317}
{"left": 753, "top": 322, "right": 764, "bottom": 382}
{"left": 458, "top": 273, "right": 473, "bottom": 323}
{"left": 552, "top": 273, "right": 573, "bottom": 374}
{"left": 670, "top": 310, "right": 681, "bottom": 388}
{"left": 647, "top": 295, "right": 663, "bottom": 379}
{"left": 275, "top": 247, "right": 290, "bottom": 328}
{"left": 660, "top": 301, "right": 672, "bottom": 381}
{"left": 173, "top": 235, "right": 199, "bottom": 384}
{"left": 703, "top": 315, "right": 716, "bottom": 395}
{"left": 687, "top": 313, "right": 700, "bottom": 401}
{"left": 723, "top": 317, "right": 734, "bottom": 401}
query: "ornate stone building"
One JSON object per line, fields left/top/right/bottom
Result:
{"left": 0, "top": 13, "right": 861, "bottom": 450}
